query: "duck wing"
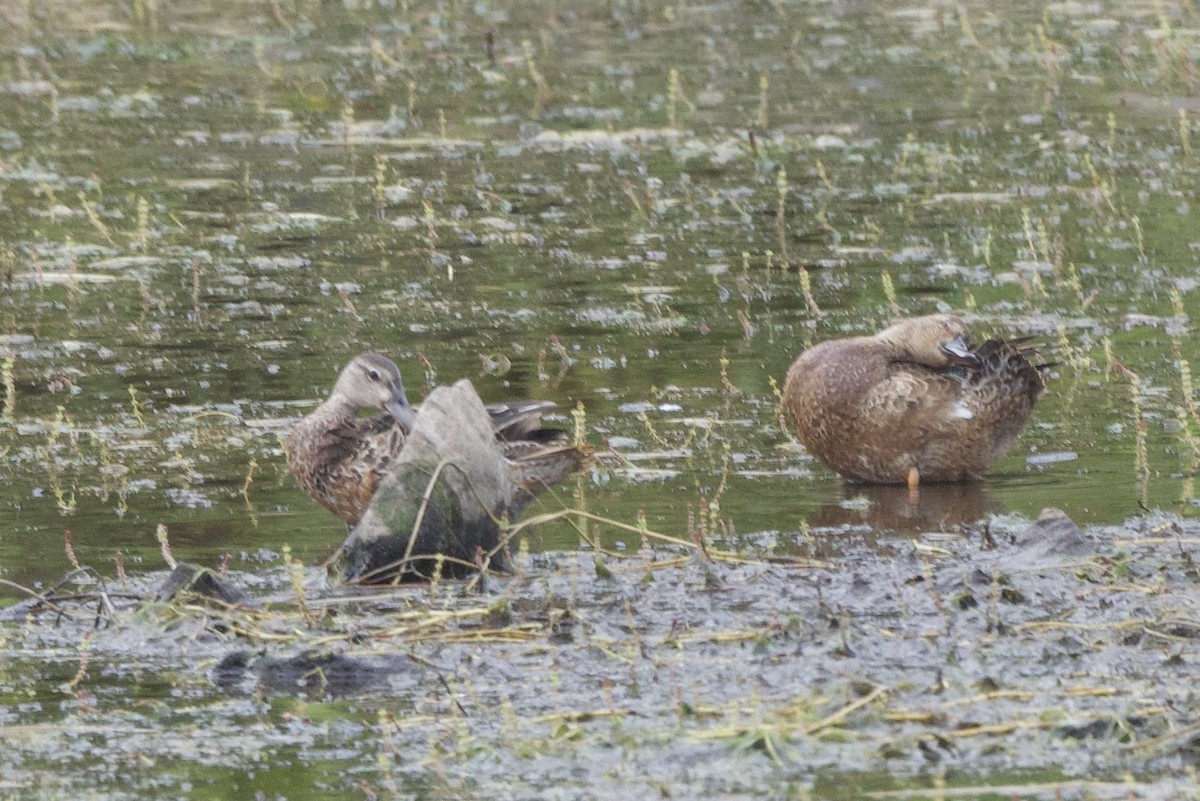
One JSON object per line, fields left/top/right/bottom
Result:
{"left": 953, "top": 338, "right": 1047, "bottom": 444}
{"left": 487, "top": 400, "right": 592, "bottom": 511}
{"left": 862, "top": 365, "right": 966, "bottom": 424}
{"left": 486, "top": 400, "right": 563, "bottom": 441}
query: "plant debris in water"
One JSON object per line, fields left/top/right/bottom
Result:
{"left": 3, "top": 508, "right": 1199, "bottom": 799}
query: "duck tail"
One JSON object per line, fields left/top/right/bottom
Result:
{"left": 995, "top": 336, "right": 1066, "bottom": 371}
{"left": 504, "top": 441, "right": 595, "bottom": 513}
{"left": 969, "top": 337, "right": 1050, "bottom": 401}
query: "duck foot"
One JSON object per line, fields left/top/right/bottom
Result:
{"left": 907, "top": 466, "right": 920, "bottom": 504}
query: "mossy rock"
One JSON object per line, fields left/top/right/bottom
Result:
{"left": 339, "top": 380, "right": 512, "bottom": 583}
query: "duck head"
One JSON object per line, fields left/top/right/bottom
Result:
{"left": 876, "top": 314, "right": 980, "bottom": 369}
{"left": 332, "top": 351, "right": 418, "bottom": 433}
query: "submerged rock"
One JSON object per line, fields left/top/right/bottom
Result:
{"left": 338, "top": 380, "right": 517, "bottom": 583}
{"left": 1011, "top": 507, "right": 1094, "bottom": 563}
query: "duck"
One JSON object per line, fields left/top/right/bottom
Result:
{"left": 286, "top": 351, "right": 592, "bottom": 527}
{"left": 782, "top": 314, "right": 1049, "bottom": 488}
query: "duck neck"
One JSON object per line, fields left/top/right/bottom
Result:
{"left": 877, "top": 334, "right": 945, "bottom": 370}
{"left": 308, "top": 393, "right": 361, "bottom": 425}
{"left": 875, "top": 334, "right": 912, "bottom": 363}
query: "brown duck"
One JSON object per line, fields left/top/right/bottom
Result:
{"left": 286, "top": 351, "right": 592, "bottom": 526}
{"left": 782, "top": 315, "right": 1049, "bottom": 488}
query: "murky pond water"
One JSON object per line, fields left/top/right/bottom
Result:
{"left": 2, "top": 1, "right": 1199, "bottom": 798}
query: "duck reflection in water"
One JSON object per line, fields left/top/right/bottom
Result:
{"left": 805, "top": 482, "right": 999, "bottom": 536}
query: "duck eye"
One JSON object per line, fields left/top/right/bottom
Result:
{"left": 368, "top": 369, "right": 380, "bottom": 381}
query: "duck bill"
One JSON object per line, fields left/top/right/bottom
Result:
{"left": 386, "top": 399, "right": 417, "bottom": 434}
{"left": 384, "top": 378, "right": 417, "bottom": 433}
{"left": 940, "top": 335, "right": 981, "bottom": 367}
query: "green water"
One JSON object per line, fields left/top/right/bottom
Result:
{"left": 3, "top": 1, "right": 1196, "bottom": 595}
{"left": 1, "top": 2, "right": 1196, "bottom": 578}
{"left": 1, "top": 2, "right": 1199, "bottom": 797}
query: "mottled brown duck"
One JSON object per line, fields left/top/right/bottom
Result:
{"left": 782, "top": 315, "right": 1049, "bottom": 488}
{"left": 286, "top": 351, "right": 592, "bottom": 526}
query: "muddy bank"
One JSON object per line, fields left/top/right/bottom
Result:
{"left": 2, "top": 509, "right": 1197, "bottom": 800}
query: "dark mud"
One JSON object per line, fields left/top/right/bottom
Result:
{"left": 3, "top": 508, "right": 1197, "bottom": 800}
